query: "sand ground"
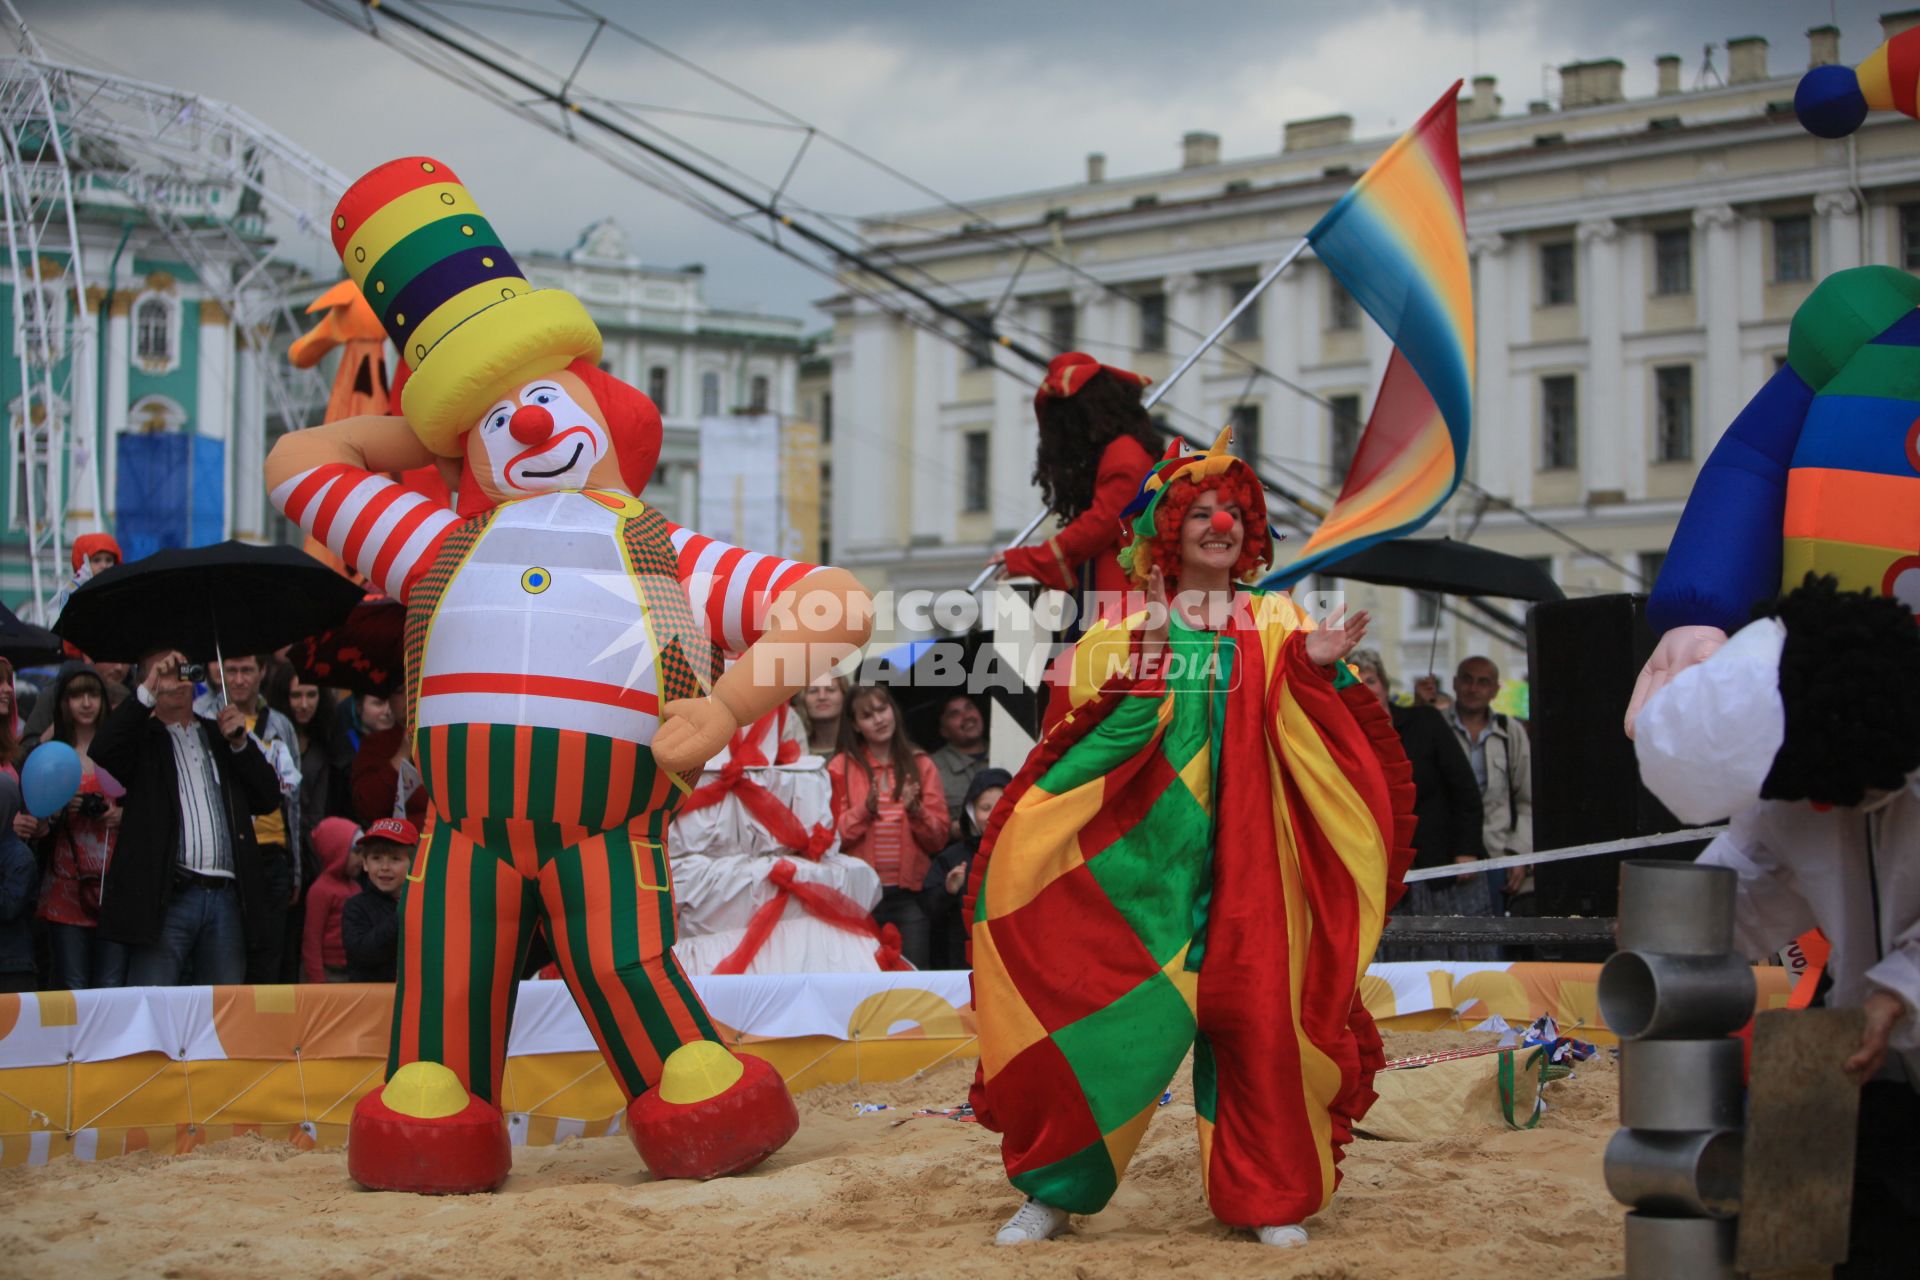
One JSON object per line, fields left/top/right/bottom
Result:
{"left": 0, "top": 1032, "right": 1622, "bottom": 1279}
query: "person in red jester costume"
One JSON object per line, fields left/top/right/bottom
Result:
{"left": 991, "top": 353, "right": 1159, "bottom": 610}
{"left": 265, "top": 156, "right": 872, "bottom": 1194}
{"left": 968, "top": 429, "right": 1416, "bottom": 1248}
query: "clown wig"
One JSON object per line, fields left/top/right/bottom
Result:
{"left": 1136, "top": 465, "right": 1275, "bottom": 588}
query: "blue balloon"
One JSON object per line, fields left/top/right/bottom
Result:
{"left": 1795, "top": 65, "right": 1869, "bottom": 139}
{"left": 21, "top": 741, "right": 83, "bottom": 819}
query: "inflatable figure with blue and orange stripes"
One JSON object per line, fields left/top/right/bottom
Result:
{"left": 265, "top": 157, "right": 871, "bottom": 1194}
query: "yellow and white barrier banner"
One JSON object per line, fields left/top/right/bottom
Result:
{"left": 0, "top": 963, "right": 1788, "bottom": 1167}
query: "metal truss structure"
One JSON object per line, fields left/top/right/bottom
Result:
{"left": 0, "top": 7, "right": 346, "bottom": 618}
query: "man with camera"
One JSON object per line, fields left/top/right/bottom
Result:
{"left": 91, "top": 647, "right": 285, "bottom": 986}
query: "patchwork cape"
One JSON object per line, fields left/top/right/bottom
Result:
{"left": 967, "top": 591, "right": 1415, "bottom": 1226}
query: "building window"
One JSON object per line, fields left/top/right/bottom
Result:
{"left": 647, "top": 366, "right": 669, "bottom": 411}
{"left": 135, "top": 296, "right": 173, "bottom": 362}
{"left": 1228, "top": 280, "right": 1260, "bottom": 341}
{"left": 963, "top": 313, "right": 995, "bottom": 368}
{"left": 1048, "top": 302, "right": 1076, "bottom": 351}
{"left": 1327, "top": 275, "right": 1359, "bottom": 331}
{"left": 1229, "top": 403, "right": 1261, "bottom": 466}
{"left": 17, "top": 284, "right": 63, "bottom": 362}
{"left": 820, "top": 391, "right": 833, "bottom": 442}
{"left": 1540, "top": 374, "right": 1577, "bottom": 470}
{"left": 1901, "top": 203, "right": 1920, "bottom": 270}
{"left": 700, "top": 370, "right": 721, "bottom": 416}
{"left": 962, "top": 430, "right": 990, "bottom": 513}
{"left": 1139, "top": 293, "right": 1167, "bottom": 351}
{"left": 1413, "top": 591, "right": 1441, "bottom": 629}
{"left": 1329, "top": 393, "right": 1362, "bottom": 478}
{"left": 1653, "top": 228, "right": 1692, "bottom": 296}
{"left": 749, "top": 374, "right": 770, "bottom": 412}
{"left": 1638, "top": 550, "right": 1667, "bottom": 592}
{"left": 1539, "top": 240, "right": 1576, "bottom": 306}
{"left": 1772, "top": 215, "right": 1812, "bottom": 283}
{"left": 1654, "top": 365, "right": 1693, "bottom": 463}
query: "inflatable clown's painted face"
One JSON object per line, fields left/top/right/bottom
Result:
{"left": 470, "top": 371, "right": 612, "bottom": 496}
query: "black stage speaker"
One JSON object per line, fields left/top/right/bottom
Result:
{"left": 1527, "top": 593, "right": 1706, "bottom": 928}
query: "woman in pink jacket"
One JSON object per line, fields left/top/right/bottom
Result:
{"left": 828, "top": 685, "right": 949, "bottom": 969}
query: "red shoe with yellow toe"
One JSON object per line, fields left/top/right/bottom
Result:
{"left": 627, "top": 1042, "right": 798, "bottom": 1180}
{"left": 347, "top": 1061, "right": 513, "bottom": 1195}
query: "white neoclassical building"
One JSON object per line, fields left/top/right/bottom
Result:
{"left": 821, "top": 15, "right": 1920, "bottom": 685}
{"left": 521, "top": 218, "right": 808, "bottom": 527}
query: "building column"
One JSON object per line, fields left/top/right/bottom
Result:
{"left": 1468, "top": 233, "right": 1510, "bottom": 495}
{"left": 1578, "top": 217, "right": 1625, "bottom": 500}
{"left": 1071, "top": 282, "right": 1113, "bottom": 362}
{"left": 835, "top": 302, "right": 902, "bottom": 558}
{"left": 66, "top": 297, "right": 99, "bottom": 538}
{"left": 1815, "top": 190, "right": 1862, "bottom": 274}
{"left": 676, "top": 342, "right": 698, "bottom": 423}
{"left": 990, "top": 312, "right": 1031, "bottom": 538}
{"left": 1162, "top": 272, "right": 1206, "bottom": 428}
{"left": 197, "top": 298, "right": 233, "bottom": 539}
{"left": 1260, "top": 259, "right": 1304, "bottom": 477}
{"left": 907, "top": 325, "right": 947, "bottom": 545}
{"left": 102, "top": 294, "right": 130, "bottom": 529}
{"left": 1694, "top": 204, "right": 1743, "bottom": 446}
{"left": 232, "top": 326, "right": 267, "bottom": 541}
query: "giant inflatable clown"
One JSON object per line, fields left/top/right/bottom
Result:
{"left": 1627, "top": 264, "right": 1920, "bottom": 729}
{"left": 265, "top": 157, "right": 872, "bottom": 1193}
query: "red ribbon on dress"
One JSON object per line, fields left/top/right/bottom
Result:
{"left": 710, "top": 858, "right": 914, "bottom": 975}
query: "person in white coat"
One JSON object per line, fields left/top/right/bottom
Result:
{"left": 1634, "top": 576, "right": 1920, "bottom": 1278}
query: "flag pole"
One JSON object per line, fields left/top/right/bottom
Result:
{"left": 969, "top": 236, "right": 1312, "bottom": 593}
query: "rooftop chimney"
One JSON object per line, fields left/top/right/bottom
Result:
{"left": 1727, "top": 35, "right": 1769, "bottom": 84}
{"left": 1655, "top": 53, "right": 1682, "bottom": 95}
{"left": 1282, "top": 113, "right": 1353, "bottom": 151}
{"left": 1527, "top": 99, "right": 1553, "bottom": 115}
{"left": 1086, "top": 152, "right": 1106, "bottom": 184}
{"left": 1807, "top": 24, "right": 1841, "bottom": 67}
{"left": 1181, "top": 131, "right": 1220, "bottom": 169}
{"left": 1883, "top": 9, "right": 1920, "bottom": 40}
{"left": 1464, "top": 74, "right": 1502, "bottom": 122}
{"left": 1560, "top": 58, "right": 1626, "bottom": 108}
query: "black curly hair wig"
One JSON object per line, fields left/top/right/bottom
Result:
{"left": 1757, "top": 574, "right": 1920, "bottom": 807}
{"left": 1032, "top": 370, "right": 1162, "bottom": 520}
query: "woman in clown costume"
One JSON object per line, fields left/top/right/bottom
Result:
{"left": 266, "top": 156, "right": 871, "bottom": 1193}
{"left": 969, "top": 431, "right": 1415, "bottom": 1248}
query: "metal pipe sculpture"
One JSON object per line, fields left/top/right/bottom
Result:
{"left": 1601, "top": 859, "right": 1749, "bottom": 1280}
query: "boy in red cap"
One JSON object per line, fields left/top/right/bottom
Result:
{"left": 340, "top": 817, "right": 418, "bottom": 983}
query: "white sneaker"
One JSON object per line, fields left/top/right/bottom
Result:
{"left": 1255, "top": 1224, "right": 1309, "bottom": 1248}
{"left": 995, "top": 1199, "right": 1070, "bottom": 1245}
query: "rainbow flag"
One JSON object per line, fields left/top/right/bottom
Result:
{"left": 1262, "top": 82, "right": 1473, "bottom": 588}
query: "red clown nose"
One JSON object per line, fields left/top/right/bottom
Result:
{"left": 510, "top": 404, "right": 554, "bottom": 445}
{"left": 1209, "top": 510, "right": 1235, "bottom": 534}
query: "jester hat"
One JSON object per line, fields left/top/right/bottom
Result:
{"left": 1115, "top": 427, "right": 1277, "bottom": 586}
{"left": 1033, "top": 351, "right": 1150, "bottom": 411}
{"left": 330, "top": 156, "right": 602, "bottom": 456}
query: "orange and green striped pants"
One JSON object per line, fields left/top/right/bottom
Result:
{"left": 391, "top": 722, "right": 718, "bottom": 1105}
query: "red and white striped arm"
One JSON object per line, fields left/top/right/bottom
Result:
{"left": 270, "top": 464, "right": 462, "bottom": 604}
{"left": 667, "top": 522, "right": 820, "bottom": 658}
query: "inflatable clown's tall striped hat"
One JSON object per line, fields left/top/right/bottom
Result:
{"left": 330, "top": 156, "right": 601, "bottom": 456}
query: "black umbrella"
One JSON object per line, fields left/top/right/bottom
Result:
{"left": 54, "top": 541, "right": 366, "bottom": 663}
{"left": 0, "top": 601, "right": 66, "bottom": 667}
{"left": 1320, "top": 538, "right": 1564, "bottom": 603}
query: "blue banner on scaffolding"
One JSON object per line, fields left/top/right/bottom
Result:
{"left": 115, "top": 432, "right": 224, "bottom": 560}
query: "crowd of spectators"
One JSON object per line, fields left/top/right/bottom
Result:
{"left": 0, "top": 632, "right": 423, "bottom": 992}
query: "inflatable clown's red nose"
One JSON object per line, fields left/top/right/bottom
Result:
{"left": 510, "top": 404, "right": 554, "bottom": 445}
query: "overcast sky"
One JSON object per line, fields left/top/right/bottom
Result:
{"left": 18, "top": 0, "right": 1899, "bottom": 324}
